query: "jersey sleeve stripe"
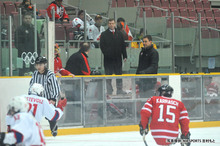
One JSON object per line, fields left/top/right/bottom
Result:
{"left": 145, "top": 102, "right": 152, "bottom": 107}
{"left": 180, "top": 111, "right": 188, "bottom": 114}
{"left": 151, "top": 129, "right": 179, "bottom": 134}
{"left": 141, "top": 107, "right": 152, "bottom": 113}
{"left": 153, "top": 135, "right": 177, "bottom": 139}
{"left": 51, "top": 110, "right": 60, "bottom": 121}
{"left": 11, "top": 130, "right": 23, "bottom": 143}
{"left": 179, "top": 116, "right": 189, "bottom": 120}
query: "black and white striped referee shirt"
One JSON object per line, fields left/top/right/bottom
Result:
{"left": 29, "top": 69, "right": 60, "bottom": 101}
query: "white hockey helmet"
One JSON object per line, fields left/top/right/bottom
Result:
{"left": 7, "top": 96, "right": 29, "bottom": 115}
{"left": 30, "top": 83, "right": 44, "bottom": 96}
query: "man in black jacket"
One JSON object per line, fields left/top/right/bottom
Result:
{"left": 100, "top": 18, "right": 127, "bottom": 94}
{"left": 15, "top": 12, "right": 41, "bottom": 76}
{"left": 136, "top": 35, "right": 158, "bottom": 74}
{"left": 136, "top": 35, "right": 159, "bottom": 98}
{"left": 65, "top": 42, "right": 91, "bottom": 75}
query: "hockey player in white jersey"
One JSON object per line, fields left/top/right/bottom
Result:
{"left": 6, "top": 83, "right": 67, "bottom": 137}
{"left": 87, "top": 14, "right": 105, "bottom": 48}
{"left": 27, "top": 83, "right": 67, "bottom": 122}
{"left": 0, "top": 96, "right": 45, "bottom": 146}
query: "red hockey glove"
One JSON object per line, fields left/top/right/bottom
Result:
{"left": 57, "top": 98, "right": 67, "bottom": 111}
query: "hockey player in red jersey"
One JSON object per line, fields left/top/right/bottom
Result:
{"left": 139, "top": 84, "right": 191, "bottom": 146}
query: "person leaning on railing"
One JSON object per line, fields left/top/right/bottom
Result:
{"left": 65, "top": 42, "right": 91, "bottom": 75}
{"left": 54, "top": 43, "right": 75, "bottom": 77}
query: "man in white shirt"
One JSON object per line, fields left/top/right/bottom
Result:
{"left": 87, "top": 15, "right": 105, "bottom": 48}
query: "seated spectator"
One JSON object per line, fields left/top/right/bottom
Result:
{"left": 117, "top": 17, "right": 133, "bottom": 41}
{"left": 47, "top": 0, "right": 69, "bottom": 22}
{"left": 54, "top": 43, "right": 74, "bottom": 77}
{"left": 19, "top": 0, "right": 42, "bottom": 18}
{"left": 87, "top": 14, "right": 105, "bottom": 48}
{"left": 19, "top": 0, "right": 34, "bottom": 15}
{"left": 65, "top": 42, "right": 91, "bottom": 75}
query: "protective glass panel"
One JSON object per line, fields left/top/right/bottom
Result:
{"left": 58, "top": 103, "right": 82, "bottom": 126}
{"left": 84, "top": 103, "right": 104, "bottom": 126}
{"left": 60, "top": 78, "right": 82, "bottom": 102}
{"left": 203, "top": 76, "right": 220, "bottom": 121}
{"left": 181, "top": 76, "right": 203, "bottom": 120}
{"left": 84, "top": 78, "right": 104, "bottom": 101}
{"left": 106, "top": 101, "right": 135, "bottom": 125}
{"left": 58, "top": 78, "right": 82, "bottom": 126}
{"left": 135, "top": 76, "right": 168, "bottom": 99}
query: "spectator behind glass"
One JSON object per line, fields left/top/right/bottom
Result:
{"left": 100, "top": 18, "right": 127, "bottom": 95}
{"left": 117, "top": 17, "right": 133, "bottom": 41}
{"left": 47, "top": 0, "right": 69, "bottom": 22}
{"left": 87, "top": 14, "right": 105, "bottom": 48}
{"left": 19, "top": 0, "right": 43, "bottom": 19}
{"left": 15, "top": 12, "right": 41, "bottom": 76}
{"left": 65, "top": 42, "right": 91, "bottom": 75}
{"left": 19, "top": 0, "right": 34, "bottom": 15}
{"left": 54, "top": 43, "right": 75, "bottom": 77}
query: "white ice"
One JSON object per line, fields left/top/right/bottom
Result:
{"left": 46, "top": 127, "right": 220, "bottom": 146}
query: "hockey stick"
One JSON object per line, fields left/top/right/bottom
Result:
{"left": 143, "top": 132, "right": 148, "bottom": 146}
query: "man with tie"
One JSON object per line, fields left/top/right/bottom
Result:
{"left": 100, "top": 18, "right": 127, "bottom": 95}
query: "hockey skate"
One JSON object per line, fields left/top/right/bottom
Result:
{"left": 51, "top": 125, "right": 58, "bottom": 137}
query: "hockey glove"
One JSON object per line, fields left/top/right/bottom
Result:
{"left": 0, "top": 132, "right": 5, "bottom": 145}
{"left": 139, "top": 122, "right": 149, "bottom": 136}
{"left": 57, "top": 98, "right": 67, "bottom": 111}
{"left": 181, "top": 132, "right": 191, "bottom": 146}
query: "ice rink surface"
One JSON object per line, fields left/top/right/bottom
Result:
{"left": 46, "top": 127, "right": 220, "bottom": 146}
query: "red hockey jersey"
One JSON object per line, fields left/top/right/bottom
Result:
{"left": 140, "top": 96, "right": 190, "bottom": 145}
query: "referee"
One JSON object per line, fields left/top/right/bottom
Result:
{"left": 28, "top": 56, "right": 60, "bottom": 136}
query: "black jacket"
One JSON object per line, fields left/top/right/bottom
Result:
{"left": 136, "top": 45, "right": 159, "bottom": 74}
{"left": 100, "top": 29, "right": 127, "bottom": 63}
{"left": 65, "top": 51, "right": 91, "bottom": 75}
{"left": 15, "top": 24, "right": 41, "bottom": 57}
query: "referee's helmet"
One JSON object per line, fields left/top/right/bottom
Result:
{"left": 35, "top": 56, "right": 47, "bottom": 64}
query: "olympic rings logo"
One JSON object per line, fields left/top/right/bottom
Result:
{"left": 21, "top": 52, "right": 38, "bottom": 65}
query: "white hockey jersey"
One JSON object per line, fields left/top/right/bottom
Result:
{"left": 4, "top": 113, "right": 45, "bottom": 145}
{"left": 87, "top": 25, "right": 105, "bottom": 41}
{"left": 72, "top": 17, "right": 94, "bottom": 30}
{"left": 25, "top": 94, "right": 63, "bottom": 122}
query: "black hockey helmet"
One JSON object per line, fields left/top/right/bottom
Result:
{"left": 35, "top": 56, "right": 47, "bottom": 64}
{"left": 158, "top": 84, "right": 173, "bottom": 97}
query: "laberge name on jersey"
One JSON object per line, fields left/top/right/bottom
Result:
{"left": 26, "top": 97, "right": 43, "bottom": 104}
{"left": 156, "top": 98, "right": 179, "bottom": 106}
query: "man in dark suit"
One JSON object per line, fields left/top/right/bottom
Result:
{"left": 100, "top": 18, "right": 127, "bottom": 94}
